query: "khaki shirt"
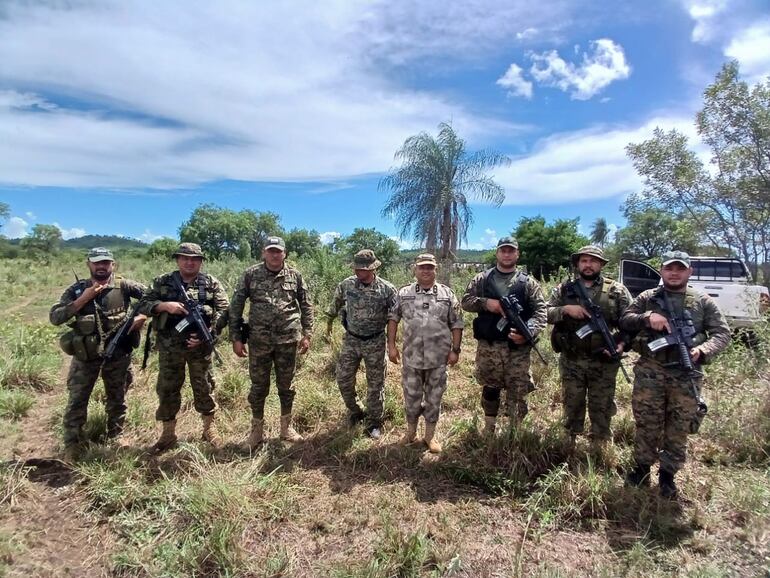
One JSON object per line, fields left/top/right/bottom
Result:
{"left": 389, "top": 282, "right": 464, "bottom": 369}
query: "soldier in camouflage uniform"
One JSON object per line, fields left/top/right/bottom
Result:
{"left": 230, "top": 236, "right": 314, "bottom": 448}
{"left": 139, "top": 243, "right": 229, "bottom": 451}
{"left": 620, "top": 251, "right": 731, "bottom": 497}
{"left": 326, "top": 250, "right": 396, "bottom": 439}
{"left": 547, "top": 245, "right": 632, "bottom": 454}
{"left": 461, "top": 237, "right": 547, "bottom": 434}
{"left": 50, "top": 247, "right": 147, "bottom": 460}
{"left": 387, "top": 254, "right": 463, "bottom": 453}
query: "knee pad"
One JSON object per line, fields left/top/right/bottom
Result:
{"left": 482, "top": 386, "right": 501, "bottom": 402}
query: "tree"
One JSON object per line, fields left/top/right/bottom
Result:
{"left": 626, "top": 61, "right": 770, "bottom": 278}
{"left": 589, "top": 217, "right": 610, "bottom": 247}
{"left": 0, "top": 202, "right": 8, "bottom": 225}
{"left": 380, "top": 122, "right": 510, "bottom": 279}
{"left": 513, "top": 216, "right": 589, "bottom": 280}
{"left": 146, "top": 237, "right": 179, "bottom": 259}
{"left": 333, "top": 228, "right": 401, "bottom": 272}
{"left": 284, "top": 228, "right": 322, "bottom": 258}
{"left": 21, "top": 224, "right": 62, "bottom": 258}
{"left": 612, "top": 207, "right": 699, "bottom": 260}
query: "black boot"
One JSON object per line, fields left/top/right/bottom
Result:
{"left": 625, "top": 463, "right": 651, "bottom": 487}
{"left": 659, "top": 469, "right": 678, "bottom": 498}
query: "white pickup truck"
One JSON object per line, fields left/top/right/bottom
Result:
{"left": 620, "top": 257, "right": 769, "bottom": 329}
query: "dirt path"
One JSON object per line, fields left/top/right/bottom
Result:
{"left": 4, "top": 296, "right": 34, "bottom": 316}
{"left": 0, "top": 363, "right": 115, "bottom": 577}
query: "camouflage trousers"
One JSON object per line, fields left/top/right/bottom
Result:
{"left": 560, "top": 356, "right": 619, "bottom": 440}
{"left": 475, "top": 340, "right": 534, "bottom": 421}
{"left": 155, "top": 345, "right": 217, "bottom": 422}
{"left": 401, "top": 364, "right": 447, "bottom": 423}
{"left": 336, "top": 333, "right": 386, "bottom": 427}
{"left": 632, "top": 358, "right": 699, "bottom": 473}
{"left": 248, "top": 340, "right": 298, "bottom": 418}
{"left": 63, "top": 354, "right": 133, "bottom": 446}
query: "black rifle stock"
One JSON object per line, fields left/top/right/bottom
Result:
{"left": 498, "top": 295, "right": 547, "bottom": 364}
{"left": 573, "top": 281, "right": 630, "bottom": 383}
{"left": 171, "top": 275, "right": 222, "bottom": 363}
{"left": 104, "top": 303, "right": 141, "bottom": 360}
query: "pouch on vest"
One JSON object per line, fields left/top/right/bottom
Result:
{"left": 71, "top": 334, "right": 100, "bottom": 361}
{"left": 75, "top": 314, "right": 97, "bottom": 336}
{"left": 59, "top": 330, "right": 76, "bottom": 356}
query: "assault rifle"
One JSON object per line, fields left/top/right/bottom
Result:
{"left": 647, "top": 291, "right": 708, "bottom": 432}
{"left": 497, "top": 294, "right": 547, "bottom": 364}
{"left": 104, "top": 303, "right": 141, "bottom": 360}
{"left": 573, "top": 281, "right": 630, "bottom": 382}
{"left": 171, "top": 275, "right": 222, "bottom": 363}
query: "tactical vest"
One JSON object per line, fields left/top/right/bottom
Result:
{"left": 156, "top": 272, "right": 210, "bottom": 334}
{"left": 632, "top": 287, "right": 707, "bottom": 365}
{"left": 472, "top": 268, "right": 532, "bottom": 343}
{"left": 551, "top": 278, "right": 617, "bottom": 358}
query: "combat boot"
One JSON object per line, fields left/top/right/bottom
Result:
{"left": 659, "top": 469, "right": 678, "bottom": 499}
{"left": 423, "top": 421, "right": 442, "bottom": 454}
{"left": 347, "top": 409, "right": 365, "bottom": 429}
{"left": 247, "top": 418, "right": 264, "bottom": 450}
{"left": 561, "top": 432, "right": 577, "bottom": 455}
{"left": 483, "top": 416, "right": 497, "bottom": 436}
{"left": 153, "top": 419, "right": 177, "bottom": 452}
{"left": 201, "top": 414, "right": 221, "bottom": 447}
{"left": 280, "top": 414, "right": 303, "bottom": 442}
{"left": 62, "top": 444, "right": 80, "bottom": 463}
{"left": 399, "top": 420, "right": 418, "bottom": 445}
{"left": 625, "top": 463, "right": 651, "bottom": 487}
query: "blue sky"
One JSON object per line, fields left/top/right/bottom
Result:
{"left": 1, "top": 0, "right": 769, "bottom": 249}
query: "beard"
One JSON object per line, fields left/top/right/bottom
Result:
{"left": 579, "top": 270, "right": 600, "bottom": 281}
{"left": 92, "top": 269, "right": 111, "bottom": 281}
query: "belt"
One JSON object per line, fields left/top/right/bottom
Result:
{"left": 346, "top": 329, "right": 385, "bottom": 341}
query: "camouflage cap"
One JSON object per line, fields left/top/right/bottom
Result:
{"left": 497, "top": 236, "right": 519, "bottom": 249}
{"left": 414, "top": 253, "right": 437, "bottom": 267}
{"left": 662, "top": 250, "right": 691, "bottom": 267}
{"left": 173, "top": 242, "right": 205, "bottom": 258}
{"left": 571, "top": 245, "right": 609, "bottom": 265}
{"left": 351, "top": 249, "right": 381, "bottom": 270}
{"left": 264, "top": 236, "right": 286, "bottom": 251}
{"left": 87, "top": 247, "right": 114, "bottom": 262}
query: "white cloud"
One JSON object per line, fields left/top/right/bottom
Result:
{"left": 684, "top": 0, "right": 728, "bottom": 42}
{"left": 25, "top": 211, "right": 36, "bottom": 220}
{"left": 390, "top": 236, "right": 415, "bottom": 250}
{"left": 516, "top": 27, "right": 539, "bottom": 41}
{"left": 53, "top": 222, "right": 86, "bottom": 240}
{"left": 529, "top": 39, "right": 631, "bottom": 100}
{"left": 320, "top": 231, "right": 342, "bottom": 245}
{"left": 496, "top": 64, "right": 533, "bottom": 99}
{"left": 138, "top": 229, "right": 165, "bottom": 243}
{"left": 2, "top": 216, "right": 29, "bottom": 238}
{"left": 725, "top": 20, "right": 770, "bottom": 82}
{"left": 478, "top": 229, "right": 498, "bottom": 249}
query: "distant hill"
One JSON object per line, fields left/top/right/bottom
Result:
{"left": 63, "top": 235, "right": 146, "bottom": 250}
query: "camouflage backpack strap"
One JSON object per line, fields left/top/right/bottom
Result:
{"left": 684, "top": 287, "right": 698, "bottom": 311}
{"left": 197, "top": 273, "right": 207, "bottom": 303}
{"left": 596, "top": 278, "right": 614, "bottom": 317}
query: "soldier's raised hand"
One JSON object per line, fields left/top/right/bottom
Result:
{"left": 485, "top": 298, "right": 503, "bottom": 315}
{"left": 157, "top": 301, "right": 188, "bottom": 316}
{"left": 562, "top": 304, "right": 590, "bottom": 319}
{"left": 646, "top": 312, "right": 670, "bottom": 332}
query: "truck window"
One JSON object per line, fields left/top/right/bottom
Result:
{"left": 691, "top": 260, "right": 748, "bottom": 280}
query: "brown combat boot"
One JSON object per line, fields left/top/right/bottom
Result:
{"left": 483, "top": 415, "right": 497, "bottom": 436}
{"left": 279, "top": 414, "right": 303, "bottom": 442}
{"left": 399, "top": 420, "right": 418, "bottom": 445}
{"left": 248, "top": 418, "right": 264, "bottom": 450}
{"left": 423, "top": 421, "right": 442, "bottom": 454}
{"left": 201, "top": 414, "right": 221, "bottom": 447}
{"left": 153, "top": 419, "right": 177, "bottom": 452}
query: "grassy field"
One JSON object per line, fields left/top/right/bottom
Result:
{"left": 0, "top": 254, "right": 768, "bottom": 577}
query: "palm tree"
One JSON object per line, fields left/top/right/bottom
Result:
{"left": 590, "top": 217, "right": 610, "bottom": 248}
{"left": 380, "top": 122, "right": 510, "bottom": 279}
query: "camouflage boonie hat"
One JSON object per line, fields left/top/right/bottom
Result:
{"left": 87, "top": 247, "right": 114, "bottom": 262}
{"left": 264, "top": 236, "right": 286, "bottom": 251}
{"left": 662, "top": 250, "right": 690, "bottom": 267}
{"left": 497, "top": 236, "right": 519, "bottom": 249}
{"left": 571, "top": 245, "right": 608, "bottom": 265}
{"left": 173, "top": 242, "right": 204, "bottom": 258}
{"left": 351, "top": 249, "right": 381, "bottom": 270}
{"left": 414, "top": 253, "right": 437, "bottom": 267}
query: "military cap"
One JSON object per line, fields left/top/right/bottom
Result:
{"left": 414, "top": 253, "right": 437, "bottom": 267}
{"left": 173, "top": 242, "right": 205, "bottom": 258}
{"left": 571, "top": 245, "right": 609, "bottom": 265}
{"left": 87, "top": 247, "right": 114, "bottom": 262}
{"left": 662, "top": 250, "right": 691, "bottom": 267}
{"left": 497, "top": 236, "right": 519, "bottom": 249}
{"left": 351, "top": 249, "right": 381, "bottom": 270}
{"left": 264, "top": 236, "right": 286, "bottom": 251}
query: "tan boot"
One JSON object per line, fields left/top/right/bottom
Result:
{"left": 280, "top": 414, "right": 303, "bottom": 442}
{"left": 423, "top": 421, "right": 442, "bottom": 454}
{"left": 399, "top": 420, "right": 418, "bottom": 445}
{"left": 483, "top": 416, "right": 497, "bottom": 436}
{"left": 153, "top": 419, "right": 177, "bottom": 452}
{"left": 201, "top": 414, "right": 221, "bottom": 447}
{"left": 248, "top": 418, "right": 264, "bottom": 450}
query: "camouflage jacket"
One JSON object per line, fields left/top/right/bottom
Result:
{"left": 50, "top": 275, "right": 146, "bottom": 334}
{"left": 138, "top": 271, "right": 229, "bottom": 348}
{"left": 327, "top": 275, "right": 396, "bottom": 337}
{"left": 389, "top": 282, "right": 464, "bottom": 369}
{"left": 229, "top": 262, "right": 314, "bottom": 344}
{"left": 620, "top": 287, "right": 731, "bottom": 366}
